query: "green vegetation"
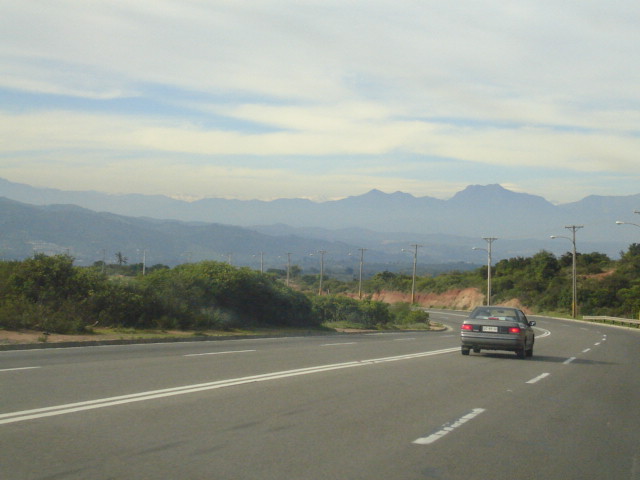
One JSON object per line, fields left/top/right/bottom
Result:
{"left": 2, "top": 243, "right": 639, "bottom": 336}
{"left": 359, "top": 245, "right": 640, "bottom": 319}
{"left": 0, "top": 255, "right": 316, "bottom": 333}
{"left": 0, "top": 254, "right": 399, "bottom": 334}
{"left": 311, "top": 295, "right": 393, "bottom": 329}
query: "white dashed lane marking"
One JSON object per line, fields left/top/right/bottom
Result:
{"left": 413, "top": 408, "right": 486, "bottom": 445}
{"left": 526, "top": 373, "right": 550, "bottom": 384}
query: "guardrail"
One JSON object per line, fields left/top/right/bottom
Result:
{"left": 582, "top": 316, "right": 640, "bottom": 328}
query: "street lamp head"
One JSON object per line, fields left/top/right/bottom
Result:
{"left": 550, "top": 235, "right": 557, "bottom": 239}
{"left": 616, "top": 221, "right": 625, "bottom": 225}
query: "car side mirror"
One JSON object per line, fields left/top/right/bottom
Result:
{"left": 529, "top": 320, "right": 536, "bottom": 326}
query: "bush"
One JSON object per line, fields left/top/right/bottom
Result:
{"left": 390, "top": 302, "right": 430, "bottom": 327}
{"left": 142, "top": 261, "right": 317, "bottom": 329}
{"left": 311, "top": 295, "right": 392, "bottom": 328}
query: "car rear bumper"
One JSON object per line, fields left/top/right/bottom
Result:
{"left": 461, "top": 333, "right": 524, "bottom": 351}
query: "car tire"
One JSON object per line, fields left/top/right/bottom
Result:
{"left": 525, "top": 345, "right": 533, "bottom": 357}
{"left": 516, "top": 346, "right": 526, "bottom": 359}
{"left": 461, "top": 347, "right": 470, "bottom": 356}
{"left": 473, "top": 347, "right": 481, "bottom": 353}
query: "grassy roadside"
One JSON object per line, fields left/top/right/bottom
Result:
{"left": 0, "top": 321, "right": 445, "bottom": 349}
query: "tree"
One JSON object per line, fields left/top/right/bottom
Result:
{"left": 115, "top": 252, "right": 128, "bottom": 266}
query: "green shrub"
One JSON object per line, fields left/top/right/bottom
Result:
{"left": 390, "top": 302, "right": 430, "bottom": 326}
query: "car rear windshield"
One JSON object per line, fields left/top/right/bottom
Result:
{"left": 470, "top": 309, "right": 517, "bottom": 321}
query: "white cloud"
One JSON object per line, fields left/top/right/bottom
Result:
{"left": 2, "top": 107, "right": 639, "bottom": 175}
{"left": 1, "top": 0, "right": 640, "bottom": 203}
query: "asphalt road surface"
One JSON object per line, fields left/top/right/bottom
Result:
{"left": 1, "top": 311, "right": 639, "bottom": 480}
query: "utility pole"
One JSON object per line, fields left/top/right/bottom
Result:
{"left": 317, "top": 250, "right": 326, "bottom": 295}
{"left": 551, "top": 225, "right": 583, "bottom": 318}
{"left": 256, "top": 251, "right": 264, "bottom": 273}
{"left": 357, "top": 248, "right": 367, "bottom": 299}
{"left": 286, "top": 252, "right": 292, "bottom": 287}
{"left": 566, "top": 225, "right": 583, "bottom": 318}
{"left": 473, "top": 237, "right": 498, "bottom": 305}
{"left": 484, "top": 237, "right": 497, "bottom": 305}
{"left": 404, "top": 244, "right": 422, "bottom": 304}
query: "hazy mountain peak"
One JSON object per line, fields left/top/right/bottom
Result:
{"left": 450, "top": 184, "right": 553, "bottom": 208}
{"left": 362, "top": 189, "right": 405, "bottom": 197}
{"left": 0, "top": 177, "right": 638, "bottom": 246}
{"left": 451, "top": 184, "right": 511, "bottom": 199}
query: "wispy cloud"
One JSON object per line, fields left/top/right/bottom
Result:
{"left": 1, "top": 0, "right": 639, "bottom": 202}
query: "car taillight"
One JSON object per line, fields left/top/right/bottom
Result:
{"left": 461, "top": 324, "right": 473, "bottom": 331}
{"left": 508, "top": 327, "right": 521, "bottom": 334}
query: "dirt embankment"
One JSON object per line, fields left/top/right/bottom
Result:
{"left": 370, "top": 288, "right": 484, "bottom": 310}
{"left": 369, "top": 288, "right": 531, "bottom": 313}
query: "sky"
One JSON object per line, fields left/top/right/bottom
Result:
{"left": 1, "top": 0, "right": 639, "bottom": 204}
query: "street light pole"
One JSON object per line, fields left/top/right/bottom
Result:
{"left": 473, "top": 237, "right": 497, "bottom": 306}
{"left": 551, "top": 225, "right": 583, "bottom": 318}
{"left": 286, "top": 252, "right": 292, "bottom": 287}
{"left": 615, "top": 209, "right": 640, "bottom": 230}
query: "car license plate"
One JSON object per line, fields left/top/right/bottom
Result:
{"left": 483, "top": 326, "right": 498, "bottom": 332}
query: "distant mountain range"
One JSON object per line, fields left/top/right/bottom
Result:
{"left": 1, "top": 177, "right": 639, "bottom": 269}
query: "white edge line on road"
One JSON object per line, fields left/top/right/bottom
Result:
{"left": 426, "top": 311, "right": 468, "bottom": 318}
{"left": 535, "top": 328, "right": 551, "bottom": 338}
{"left": 0, "top": 347, "right": 460, "bottom": 425}
{"left": 526, "top": 373, "right": 550, "bottom": 384}
{"left": 413, "top": 408, "right": 486, "bottom": 445}
{"left": 320, "top": 342, "right": 357, "bottom": 347}
{"left": 184, "top": 349, "right": 256, "bottom": 357}
{"left": 563, "top": 357, "right": 576, "bottom": 365}
{"left": 0, "top": 366, "right": 41, "bottom": 372}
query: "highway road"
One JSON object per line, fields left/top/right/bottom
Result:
{"left": 1, "top": 311, "right": 639, "bottom": 479}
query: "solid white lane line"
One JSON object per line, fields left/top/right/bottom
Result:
{"left": 184, "top": 349, "right": 256, "bottom": 357}
{"left": 0, "top": 366, "right": 41, "bottom": 372}
{"left": 563, "top": 357, "right": 576, "bottom": 365}
{"left": 393, "top": 338, "right": 416, "bottom": 342}
{"left": 0, "top": 347, "right": 460, "bottom": 425}
{"left": 535, "top": 328, "right": 552, "bottom": 338}
{"left": 427, "top": 311, "right": 468, "bottom": 318}
{"left": 413, "top": 408, "right": 486, "bottom": 445}
{"left": 321, "top": 342, "right": 357, "bottom": 347}
{"left": 526, "top": 373, "right": 550, "bottom": 384}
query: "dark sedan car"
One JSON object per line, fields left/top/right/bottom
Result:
{"left": 460, "top": 306, "right": 536, "bottom": 359}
